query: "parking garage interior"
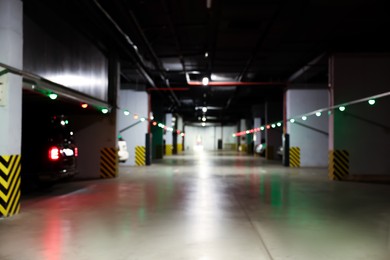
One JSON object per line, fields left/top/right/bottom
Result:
{"left": 1, "top": 0, "right": 390, "bottom": 259}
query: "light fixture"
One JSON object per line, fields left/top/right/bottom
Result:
{"left": 260, "top": 126, "right": 265, "bottom": 130}
{"left": 133, "top": 114, "right": 139, "bottom": 120}
{"left": 271, "top": 124, "right": 276, "bottom": 128}
{"left": 368, "top": 99, "right": 375, "bottom": 105}
{"left": 81, "top": 103, "right": 88, "bottom": 109}
{"left": 49, "top": 93, "right": 58, "bottom": 100}
{"left": 124, "top": 110, "right": 130, "bottom": 116}
{"left": 277, "top": 122, "right": 282, "bottom": 127}
{"left": 202, "top": 122, "right": 206, "bottom": 127}
{"left": 202, "top": 116, "right": 206, "bottom": 122}
{"left": 302, "top": 116, "right": 307, "bottom": 121}
{"left": 205, "top": 52, "right": 209, "bottom": 58}
{"left": 316, "top": 112, "right": 321, "bottom": 117}
{"left": 101, "top": 108, "right": 109, "bottom": 114}
{"left": 290, "top": 119, "right": 295, "bottom": 123}
{"left": 202, "top": 77, "right": 209, "bottom": 86}
{"left": 202, "top": 107, "right": 207, "bottom": 113}
{"left": 140, "top": 118, "right": 145, "bottom": 122}
{"left": 339, "top": 106, "right": 346, "bottom": 112}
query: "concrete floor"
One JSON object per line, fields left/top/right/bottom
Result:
{"left": 1, "top": 150, "right": 390, "bottom": 260}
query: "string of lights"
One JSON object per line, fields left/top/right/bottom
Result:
{"left": 232, "top": 91, "right": 390, "bottom": 137}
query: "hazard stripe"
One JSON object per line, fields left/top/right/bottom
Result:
{"left": 0, "top": 154, "right": 21, "bottom": 217}
{"left": 100, "top": 147, "right": 118, "bottom": 178}
{"left": 135, "top": 146, "right": 146, "bottom": 166}
{"left": 329, "top": 150, "right": 349, "bottom": 180}
{"left": 289, "top": 147, "right": 300, "bottom": 167}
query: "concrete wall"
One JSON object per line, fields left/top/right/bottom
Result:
{"left": 23, "top": 9, "right": 108, "bottom": 101}
{"left": 184, "top": 125, "right": 236, "bottom": 151}
{"left": 117, "top": 89, "right": 148, "bottom": 166}
{"left": 287, "top": 87, "right": 329, "bottom": 167}
{"left": 73, "top": 115, "right": 116, "bottom": 179}
{"left": 331, "top": 54, "right": 390, "bottom": 175}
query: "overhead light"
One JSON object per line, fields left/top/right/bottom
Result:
{"left": 133, "top": 114, "right": 139, "bottom": 119}
{"left": 49, "top": 93, "right": 58, "bottom": 100}
{"left": 202, "top": 116, "right": 206, "bottom": 122}
{"left": 81, "top": 103, "right": 88, "bottom": 109}
{"left": 290, "top": 119, "right": 295, "bottom": 123}
{"left": 124, "top": 110, "right": 130, "bottom": 116}
{"left": 368, "top": 99, "right": 375, "bottom": 105}
{"left": 202, "top": 77, "right": 209, "bottom": 86}
{"left": 202, "top": 122, "right": 206, "bottom": 127}
{"left": 101, "top": 108, "right": 109, "bottom": 114}
{"left": 202, "top": 107, "right": 207, "bottom": 113}
{"left": 339, "top": 106, "right": 346, "bottom": 112}
{"left": 205, "top": 52, "right": 209, "bottom": 58}
{"left": 207, "top": 0, "right": 212, "bottom": 9}
{"left": 316, "top": 112, "right": 321, "bottom": 117}
{"left": 302, "top": 116, "right": 307, "bottom": 121}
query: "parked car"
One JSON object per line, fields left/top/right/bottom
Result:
{"left": 255, "top": 143, "right": 266, "bottom": 157}
{"left": 21, "top": 115, "right": 78, "bottom": 189}
{"left": 118, "top": 137, "right": 129, "bottom": 163}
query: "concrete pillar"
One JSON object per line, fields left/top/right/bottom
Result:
{"left": 286, "top": 86, "right": 329, "bottom": 167}
{"left": 176, "top": 116, "right": 184, "bottom": 153}
{"left": 165, "top": 113, "right": 173, "bottom": 155}
{"left": 0, "top": 0, "right": 23, "bottom": 217}
{"left": 238, "top": 119, "right": 247, "bottom": 152}
{"left": 116, "top": 89, "right": 148, "bottom": 166}
{"left": 329, "top": 54, "right": 390, "bottom": 176}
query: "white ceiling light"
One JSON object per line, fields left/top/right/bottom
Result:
{"left": 202, "top": 107, "right": 207, "bottom": 113}
{"left": 202, "top": 116, "right": 206, "bottom": 122}
{"left": 202, "top": 77, "right": 209, "bottom": 86}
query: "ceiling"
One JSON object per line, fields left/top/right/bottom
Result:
{"left": 23, "top": 0, "right": 390, "bottom": 125}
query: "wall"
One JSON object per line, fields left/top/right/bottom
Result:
{"left": 287, "top": 87, "right": 329, "bottom": 167}
{"left": 117, "top": 89, "right": 148, "bottom": 166}
{"left": 184, "top": 125, "right": 236, "bottom": 151}
{"left": 331, "top": 54, "right": 390, "bottom": 175}
{"left": 23, "top": 12, "right": 108, "bottom": 101}
{"left": 73, "top": 115, "right": 116, "bottom": 179}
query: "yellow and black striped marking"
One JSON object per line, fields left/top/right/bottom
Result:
{"left": 100, "top": 147, "right": 118, "bottom": 178}
{"left": 135, "top": 146, "right": 146, "bottom": 166}
{"left": 0, "top": 154, "right": 21, "bottom": 217}
{"left": 329, "top": 150, "right": 349, "bottom": 180}
{"left": 289, "top": 147, "right": 300, "bottom": 167}
{"left": 165, "top": 144, "right": 173, "bottom": 156}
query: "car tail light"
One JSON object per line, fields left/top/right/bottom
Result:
{"left": 49, "top": 146, "right": 60, "bottom": 161}
{"left": 74, "top": 147, "right": 78, "bottom": 157}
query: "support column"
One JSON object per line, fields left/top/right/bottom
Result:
{"left": 0, "top": 0, "right": 23, "bottom": 217}
{"left": 165, "top": 113, "right": 173, "bottom": 155}
{"left": 237, "top": 119, "right": 246, "bottom": 152}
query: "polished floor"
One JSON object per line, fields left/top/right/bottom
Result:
{"left": 1, "top": 150, "right": 390, "bottom": 260}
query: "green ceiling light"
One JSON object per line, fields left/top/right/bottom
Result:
{"left": 101, "top": 108, "right": 109, "bottom": 114}
{"left": 260, "top": 126, "right": 265, "bottom": 131}
{"left": 339, "top": 106, "right": 346, "bottom": 112}
{"left": 368, "top": 99, "right": 376, "bottom": 105}
{"left": 49, "top": 93, "right": 58, "bottom": 100}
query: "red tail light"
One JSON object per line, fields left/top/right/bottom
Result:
{"left": 74, "top": 147, "right": 78, "bottom": 157}
{"left": 49, "top": 146, "right": 60, "bottom": 161}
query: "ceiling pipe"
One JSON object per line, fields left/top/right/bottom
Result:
{"left": 237, "top": 2, "right": 286, "bottom": 81}
{"left": 92, "top": 0, "right": 157, "bottom": 89}
{"left": 288, "top": 53, "right": 326, "bottom": 82}
{"left": 127, "top": 7, "right": 181, "bottom": 107}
